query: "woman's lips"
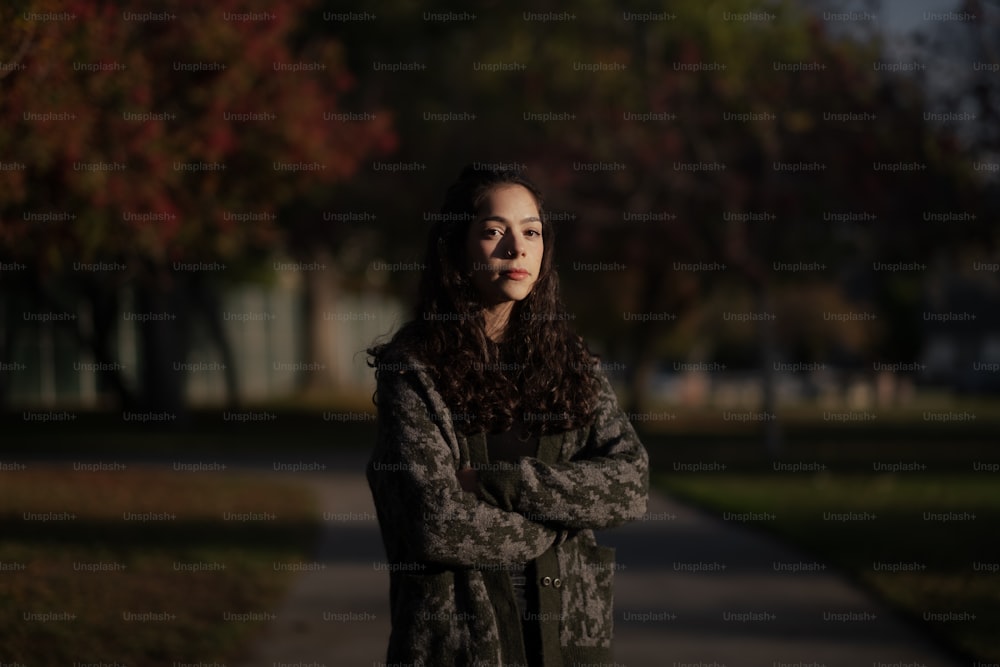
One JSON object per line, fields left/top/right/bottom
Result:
{"left": 500, "top": 269, "right": 530, "bottom": 280}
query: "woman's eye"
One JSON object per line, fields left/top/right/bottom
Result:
{"left": 485, "top": 228, "right": 502, "bottom": 238}
{"left": 525, "top": 229, "right": 541, "bottom": 237}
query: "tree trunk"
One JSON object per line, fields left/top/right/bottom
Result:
{"left": 0, "top": 292, "right": 11, "bottom": 408}
{"left": 624, "top": 265, "right": 666, "bottom": 416}
{"left": 755, "top": 285, "right": 782, "bottom": 459}
{"left": 82, "top": 281, "right": 139, "bottom": 410}
{"left": 136, "top": 279, "right": 189, "bottom": 425}
{"left": 301, "top": 250, "right": 340, "bottom": 393}
{"left": 192, "top": 279, "right": 240, "bottom": 409}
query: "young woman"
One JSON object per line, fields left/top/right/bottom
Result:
{"left": 366, "top": 165, "right": 649, "bottom": 667}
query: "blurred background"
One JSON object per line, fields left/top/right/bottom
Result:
{"left": 1, "top": 0, "right": 998, "bottom": 665}
{"left": 2, "top": 0, "right": 999, "bottom": 424}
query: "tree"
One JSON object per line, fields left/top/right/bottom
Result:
{"left": 313, "top": 0, "right": 990, "bottom": 455}
{"left": 0, "top": 0, "right": 394, "bottom": 413}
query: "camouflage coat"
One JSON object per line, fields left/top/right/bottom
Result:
{"left": 366, "top": 354, "right": 649, "bottom": 667}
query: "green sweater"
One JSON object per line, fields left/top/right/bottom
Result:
{"left": 366, "top": 353, "right": 650, "bottom": 667}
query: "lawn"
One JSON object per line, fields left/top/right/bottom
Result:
{"left": 0, "top": 465, "right": 321, "bottom": 666}
{"left": 654, "top": 470, "right": 999, "bottom": 664}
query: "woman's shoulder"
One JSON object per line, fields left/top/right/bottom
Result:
{"left": 372, "top": 346, "right": 427, "bottom": 375}
{"left": 370, "top": 341, "right": 456, "bottom": 423}
{"left": 370, "top": 325, "right": 429, "bottom": 374}
{"left": 370, "top": 337, "right": 439, "bottom": 407}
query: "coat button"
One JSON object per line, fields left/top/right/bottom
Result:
{"left": 553, "top": 578, "right": 562, "bottom": 588}
{"left": 541, "top": 576, "right": 552, "bottom": 587}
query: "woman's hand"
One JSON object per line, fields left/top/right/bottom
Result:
{"left": 456, "top": 466, "right": 480, "bottom": 495}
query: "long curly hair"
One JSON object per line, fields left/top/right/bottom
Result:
{"left": 368, "top": 165, "right": 600, "bottom": 436}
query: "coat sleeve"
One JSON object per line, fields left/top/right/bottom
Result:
{"left": 367, "top": 367, "right": 559, "bottom": 568}
{"left": 475, "top": 367, "right": 649, "bottom": 530}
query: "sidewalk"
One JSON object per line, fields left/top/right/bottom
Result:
{"left": 236, "top": 453, "right": 966, "bottom": 667}
{"left": 601, "top": 494, "right": 965, "bottom": 667}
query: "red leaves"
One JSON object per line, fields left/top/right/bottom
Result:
{"left": 0, "top": 0, "right": 394, "bottom": 272}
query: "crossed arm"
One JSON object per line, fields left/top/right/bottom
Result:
{"left": 367, "top": 365, "right": 649, "bottom": 568}
{"left": 470, "top": 370, "right": 649, "bottom": 531}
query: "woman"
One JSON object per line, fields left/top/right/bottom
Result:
{"left": 366, "top": 165, "right": 649, "bottom": 667}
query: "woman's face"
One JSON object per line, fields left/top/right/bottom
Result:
{"left": 465, "top": 184, "right": 544, "bottom": 307}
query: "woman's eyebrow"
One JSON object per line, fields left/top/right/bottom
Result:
{"left": 478, "top": 215, "right": 542, "bottom": 224}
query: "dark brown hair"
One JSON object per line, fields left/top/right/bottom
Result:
{"left": 369, "top": 165, "right": 599, "bottom": 435}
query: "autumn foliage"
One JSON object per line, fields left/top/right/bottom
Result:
{"left": 0, "top": 0, "right": 395, "bottom": 275}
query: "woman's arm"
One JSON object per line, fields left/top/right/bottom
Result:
{"left": 367, "top": 367, "right": 559, "bottom": 567}
{"left": 474, "top": 369, "right": 649, "bottom": 530}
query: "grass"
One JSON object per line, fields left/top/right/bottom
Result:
{"left": 0, "top": 465, "right": 321, "bottom": 666}
{"left": 3, "top": 400, "right": 997, "bottom": 662}
{"left": 654, "top": 469, "right": 1000, "bottom": 664}
{"left": 2, "top": 407, "right": 378, "bottom": 456}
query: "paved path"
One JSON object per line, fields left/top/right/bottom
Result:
{"left": 601, "top": 496, "right": 965, "bottom": 667}
{"left": 237, "top": 452, "right": 967, "bottom": 667}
